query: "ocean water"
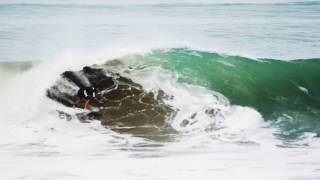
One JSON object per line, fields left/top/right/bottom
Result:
{"left": 0, "top": 1, "right": 320, "bottom": 180}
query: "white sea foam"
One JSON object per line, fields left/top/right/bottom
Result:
{"left": 0, "top": 48, "right": 320, "bottom": 180}
{"left": 0, "top": 1, "right": 320, "bottom": 179}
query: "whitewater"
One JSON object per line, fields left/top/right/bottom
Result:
{"left": 0, "top": 1, "right": 320, "bottom": 180}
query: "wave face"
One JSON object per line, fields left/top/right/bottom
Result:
{"left": 129, "top": 48, "right": 320, "bottom": 138}
{"left": 1, "top": 1, "right": 320, "bottom": 179}
{"left": 0, "top": 48, "right": 319, "bottom": 140}
{"left": 0, "top": 48, "right": 320, "bottom": 180}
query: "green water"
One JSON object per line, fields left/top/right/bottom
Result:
{"left": 139, "top": 48, "right": 320, "bottom": 138}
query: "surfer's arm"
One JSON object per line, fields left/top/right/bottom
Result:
{"left": 84, "top": 100, "right": 90, "bottom": 109}
{"left": 73, "top": 97, "right": 80, "bottom": 107}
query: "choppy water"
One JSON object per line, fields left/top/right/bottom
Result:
{"left": 0, "top": 1, "right": 320, "bottom": 180}
{"left": 1, "top": 1, "right": 320, "bottom": 62}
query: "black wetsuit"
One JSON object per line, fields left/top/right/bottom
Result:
{"left": 77, "top": 87, "right": 98, "bottom": 100}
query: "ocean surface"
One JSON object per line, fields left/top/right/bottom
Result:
{"left": 0, "top": 1, "right": 320, "bottom": 180}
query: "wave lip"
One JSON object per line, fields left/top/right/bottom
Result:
{"left": 1, "top": 47, "right": 319, "bottom": 144}
{"left": 136, "top": 48, "right": 320, "bottom": 139}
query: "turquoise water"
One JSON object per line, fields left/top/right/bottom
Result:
{"left": 135, "top": 48, "right": 320, "bottom": 138}
{"left": 1, "top": 0, "right": 320, "bottom": 138}
{"left": 1, "top": 1, "right": 320, "bottom": 179}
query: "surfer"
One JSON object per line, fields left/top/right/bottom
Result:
{"left": 73, "top": 86, "right": 103, "bottom": 109}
